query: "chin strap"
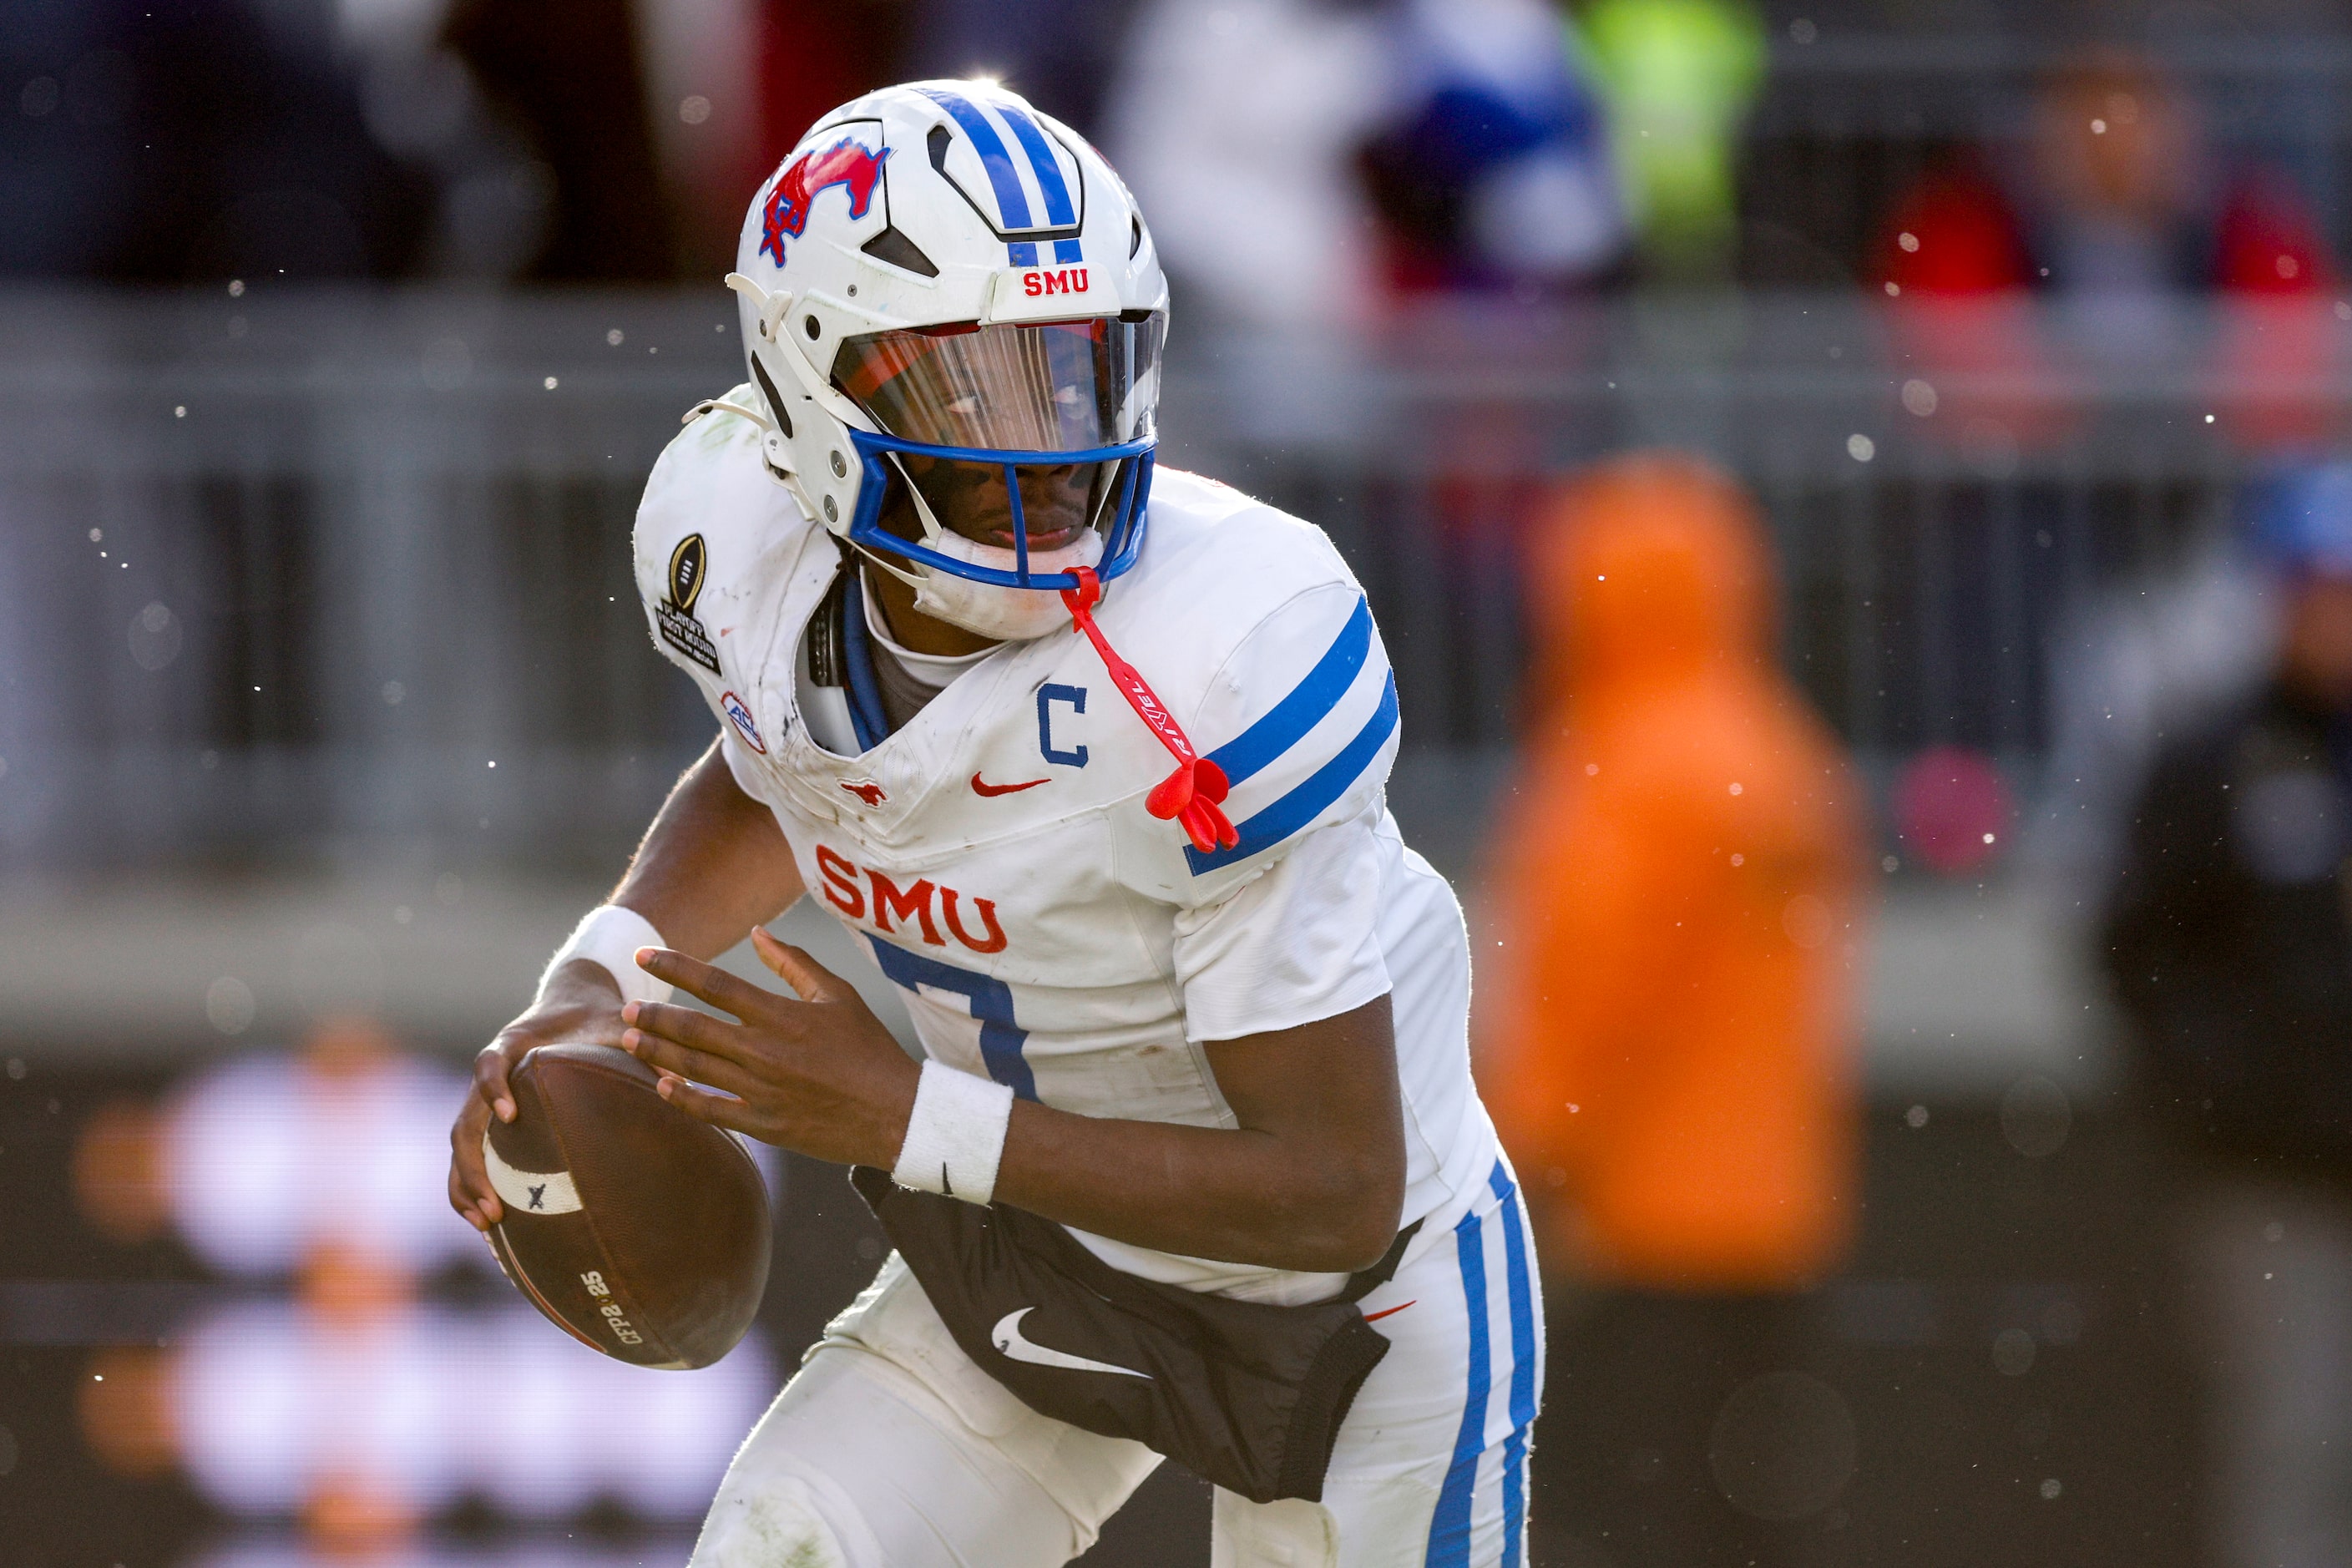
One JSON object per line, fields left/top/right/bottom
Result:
{"left": 1060, "top": 567, "right": 1238, "bottom": 856}
{"left": 683, "top": 397, "right": 771, "bottom": 431}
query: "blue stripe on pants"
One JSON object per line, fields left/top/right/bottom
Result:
{"left": 1426, "top": 1202, "right": 1492, "bottom": 1566}
{"left": 1490, "top": 1164, "right": 1539, "bottom": 1565}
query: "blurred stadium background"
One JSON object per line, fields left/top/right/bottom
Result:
{"left": 7, "top": 0, "right": 2352, "bottom": 1563}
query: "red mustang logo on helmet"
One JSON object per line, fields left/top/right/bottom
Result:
{"left": 759, "top": 137, "right": 891, "bottom": 266}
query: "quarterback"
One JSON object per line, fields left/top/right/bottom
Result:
{"left": 448, "top": 81, "right": 1539, "bottom": 1567}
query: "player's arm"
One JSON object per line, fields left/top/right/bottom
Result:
{"left": 448, "top": 737, "right": 805, "bottom": 1230}
{"left": 619, "top": 939, "right": 1408, "bottom": 1273}
{"left": 997, "top": 997, "right": 1407, "bottom": 1271}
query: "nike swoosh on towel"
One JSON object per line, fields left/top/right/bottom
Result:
{"left": 990, "top": 1308, "right": 1151, "bottom": 1378}
{"left": 970, "top": 772, "right": 1050, "bottom": 797}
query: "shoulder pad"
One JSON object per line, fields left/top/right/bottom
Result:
{"left": 633, "top": 385, "right": 811, "bottom": 681}
{"left": 1112, "top": 471, "right": 1368, "bottom": 670}
{"left": 1071, "top": 477, "right": 1398, "bottom": 893}
{"left": 1182, "top": 579, "right": 1398, "bottom": 878}
{"left": 1098, "top": 473, "right": 1393, "bottom": 882}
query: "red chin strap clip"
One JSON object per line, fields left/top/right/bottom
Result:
{"left": 1062, "top": 566, "right": 1239, "bottom": 856}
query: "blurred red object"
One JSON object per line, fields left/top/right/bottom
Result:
{"left": 302, "top": 1476, "right": 421, "bottom": 1557}
{"left": 1875, "top": 160, "right": 2032, "bottom": 296}
{"left": 1870, "top": 56, "right": 2343, "bottom": 457}
{"left": 2210, "top": 175, "right": 2343, "bottom": 448}
{"left": 1872, "top": 162, "right": 2074, "bottom": 450}
{"left": 78, "top": 1347, "right": 175, "bottom": 1479}
{"left": 71, "top": 1099, "right": 169, "bottom": 1244}
{"left": 1891, "top": 745, "right": 2014, "bottom": 873}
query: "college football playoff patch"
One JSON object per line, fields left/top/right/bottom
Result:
{"left": 657, "top": 534, "right": 721, "bottom": 675}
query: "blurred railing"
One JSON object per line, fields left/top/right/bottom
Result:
{"left": 0, "top": 289, "right": 731, "bottom": 873}
{"left": 1165, "top": 291, "right": 2309, "bottom": 756}
{"left": 0, "top": 286, "right": 2331, "bottom": 872}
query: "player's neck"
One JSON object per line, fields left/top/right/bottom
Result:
{"left": 862, "top": 563, "right": 1001, "bottom": 658}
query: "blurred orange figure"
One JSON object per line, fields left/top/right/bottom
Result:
{"left": 1479, "top": 453, "right": 1864, "bottom": 1290}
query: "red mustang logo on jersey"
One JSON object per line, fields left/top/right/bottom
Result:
{"left": 840, "top": 779, "right": 888, "bottom": 807}
{"left": 759, "top": 138, "right": 890, "bottom": 266}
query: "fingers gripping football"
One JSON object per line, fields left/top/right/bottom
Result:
{"left": 620, "top": 933, "right": 919, "bottom": 1169}
{"left": 616, "top": 1001, "right": 763, "bottom": 1095}
{"left": 448, "top": 1087, "right": 498, "bottom": 1230}
{"left": 446, "top": 960, "right": 629, "bottom": 1232}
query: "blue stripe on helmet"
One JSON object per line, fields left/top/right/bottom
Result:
{"left": 1204, "top": 598, "right": 1374, "bottom": 787}
{"left": 1427, "top": 1204, "right": 1493, "bottom": 1567}
{"left": 1008, "top": 240, "right": 1039, "bottom": 267}
{"left": 1054, "top": 238, "right": 1085, "bottom": 264}
{"left": 918, "top": 89, "right": 1035, "bottom": 231}
{"left": 1490, "top": 1162, "right": 1539, "bottom": 1567}
{"left": 1186, "top": 670, "right": 1396, "bottom": 875}
{"left": 996, "top": 103, "right": 1078, "bottom": 227}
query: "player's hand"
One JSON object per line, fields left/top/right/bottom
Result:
{"left": 619, "top": 930, "right": 920, "bottom": 1169}
{"left": 448, "top": 959, "right": 628, "bottom": 1232}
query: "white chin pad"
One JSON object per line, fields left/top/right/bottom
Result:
{"left": 910, "top": 528, "right": 1104, "bottom": 642}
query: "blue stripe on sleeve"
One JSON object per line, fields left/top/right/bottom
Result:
{"left": 1427, "top": 1207, "right": 1492, "bottom": 1568}
{"left": 1490, "top": 1163, "right": 1539, "bottom": 1566}
{"left": 917, "top": 89, "right": 1034, "bottom": 230}
{"left": 995, "top": 104, "right": 1077, "bottom": 227}
{"left": 1186, "top": 670, "right": 1397, "bottom": 875}
{"left": 1204, "top": 597, "right": 1373, "bottom": 788}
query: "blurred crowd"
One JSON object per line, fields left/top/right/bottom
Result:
{"left": 0, "top": 0, "right": 1669, "bottom": 292}
{"left": 18, "top": 3, "right": 2352, "bottom": 1567}
{"left": 1870, "top": 52, "right": 2344, "bottom": 455}
{"left": 10, "top": 0, "right": 2344, "bottom": 322}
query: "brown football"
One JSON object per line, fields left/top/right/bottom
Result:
{"left": 483, "top": 1043, "right": 771, "bottom": 1368}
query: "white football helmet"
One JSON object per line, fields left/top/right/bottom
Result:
{"left": 723, "top": 79, "right": 1170, "bottom": 641}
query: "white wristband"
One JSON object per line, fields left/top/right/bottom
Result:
{"left": 892, "top": 1060, "right": 1015, "bottom": 1206}
{"left": 543, "top": 905, "right": 673, "bottom": 1008}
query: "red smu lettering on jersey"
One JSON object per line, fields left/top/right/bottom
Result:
{"left": 1020, "top": 267, "right": 1090, "bottom": 297}
{"left": 814, "top": 845, "right": 1009, "bottom": 954}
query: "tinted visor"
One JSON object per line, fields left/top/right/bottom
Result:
{"left": 832, "top": 314, "right": 1166, "bottom": 453}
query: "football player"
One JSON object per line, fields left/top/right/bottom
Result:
{"left": 448, "top": 80, "right": 1539, "bottom": 1567}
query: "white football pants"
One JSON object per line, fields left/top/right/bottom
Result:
{"left": 688, "top": 1159, "right": 1542, "bottom": 1568}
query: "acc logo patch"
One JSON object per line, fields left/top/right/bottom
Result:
{"left": 721, "top": 690, "right": 766, "bottom": 754}
{"left": 656, "top": 534, "right": 721, "bottom": 675}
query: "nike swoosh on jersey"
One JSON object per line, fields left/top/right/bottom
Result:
{"left": 990, "top": 1308, "right": 1151, "bottom": 1378}
{"left": 970, "top": 772, "right": 1050, "bottom": 797}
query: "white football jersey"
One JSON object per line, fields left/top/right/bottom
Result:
{"left": 634, "top": 393, "right": 1500, "bottom": 1305}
